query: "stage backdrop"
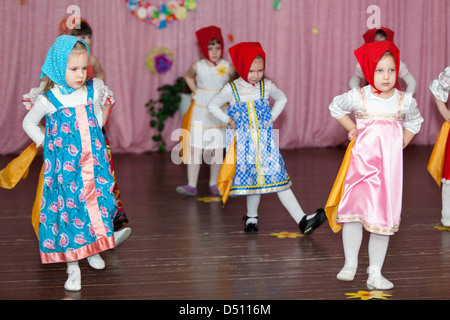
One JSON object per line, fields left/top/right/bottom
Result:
{"left": 0, "top": 0, "right": 448, "bottom": 154}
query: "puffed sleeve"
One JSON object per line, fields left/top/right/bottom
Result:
{"left": 329, "top": 88, "right": 360, "bottom": 119}
{"left": 93, "top": 78, "right": 115, "bottom": 107}
{"left": 430, "top": 67, "right": 450, "bottom": 103}
{"left": 208, "top": 83, "right": 233, "bottom": 124}
{"left": 22, "top": 95, "right": 53, "bottom": 147}
{"left": 92, "top": 78, "right": 115, "bottom": 128}
{"left": 22, "top": 81, "right": 46, "bottom": 110}
{"left": 403, "top": 93, "right": 424, "bottom": 135}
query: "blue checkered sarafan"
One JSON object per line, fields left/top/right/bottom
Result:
{"left": 225, "top": 80, "right": 292, "bottom": 196}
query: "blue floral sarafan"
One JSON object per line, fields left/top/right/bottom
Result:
{"left": 39, "top": 86, "right": 117, "bottom": 264}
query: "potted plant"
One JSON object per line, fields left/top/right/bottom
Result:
{"left": 145, "top": 77, "right": 191, "bottom": 151}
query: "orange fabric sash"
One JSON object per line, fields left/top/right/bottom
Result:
{"left": 324, "top": 139, "right": 355, "bottom": 233}
{"left": 427, "top": 122, "right": 450, "bottom": 187}
{"left": 217, "top": 135, "right": 236, "bottom": 206}
{"left": 180, "top": 100, "right": 195, "bottom": 164}
{"left": 0, "top": 143, "right": 38, "bottom": 189}
{"left": 31, "top": 164, "right": 45, "bottom": 238}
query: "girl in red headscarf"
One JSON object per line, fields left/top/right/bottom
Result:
{"left": 349, "top": 27, "right": 417, "bottom": 94}
{"left": 208, "top": 42, "right": 326, "bottom": 235}
{"left": 177, "top": 26, "right": 235, "bottom": 197}
{"left": 326, "top": 41, "right": 423, "bottom": 290}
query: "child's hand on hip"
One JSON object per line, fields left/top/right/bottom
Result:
{"left": 348, "top": 128, "right": 357, "bottom": 141}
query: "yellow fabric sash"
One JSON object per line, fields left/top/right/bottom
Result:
{"left": 0, "top": 142, "right": 41, "bottom": 237}
{"left": 180, "top": 100, "right": 195, "bottom": 164}
{"left": 324, "top": 139, "right": 355, "bottom": 233}
{"left": 427, "top": 122, "right": 450, "bottom": 187}
{"left": 217, "top": 135, "right": 236, "bottom": 206}
{"left": 0, "top": 143, "right": 38, "bottom": 189}
{"left": 32, "top": 164, "right": 45, "bottom": 238}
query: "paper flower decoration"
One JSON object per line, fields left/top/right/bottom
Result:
{"left": 216, "top": 66, "right": 228, "bottom": 77}
{"left": 126, "top": 0, "right": 197, "bottom": 29}
{"left": 146, "top": 47, "right": 174, "bottom": 74}
{"left": 269, "top": 231, "right": 303, "bottom": 239}
{"left": 345, "top": 291, "right": 392, "bottom": 300}
{"left": 197, "top": 197, "right": 221, "bottom": 203}
{"left": 434, "top": 226, "right": 450, "bottom": 231}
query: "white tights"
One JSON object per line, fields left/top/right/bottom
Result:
{"left": 65, "top": 254, "right": 105, "bottom": 291}
{"left": 441, "top": 183, "right": 450, "bottom": 226}
{"left": 187, "top": 147, "right": 222, "bottom": 187}
{"left": 245, "top": 189, "right": 308, "bottom": 225}
{"left": 341, "top": 222, "right": 390, "bottom": 273}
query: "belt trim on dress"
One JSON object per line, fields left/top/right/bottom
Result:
{"left": 197, "top": 87, "right": 221, "bottom": 91}
{"left": 355, "top": 112, "right": 405, "bottom": 121}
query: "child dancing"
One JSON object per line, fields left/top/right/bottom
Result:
{"left": 22, "top": 35, "right": 118, "bottom": 291}
{"left": 326, "top": 41, "right": 423, "bottom": 289}
{"left": 209, "top": 42, "right": 326, "bottom": 234}
{"left": 59, "top": 16, "right": 130, "bottom": 235}
{"left": 177, "top": 26, "right": 235, "bottom": 196}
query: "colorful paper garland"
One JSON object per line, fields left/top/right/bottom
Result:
{"left": 125, "top": 0, "right": 197, "bottom": 29}
{"left": 146, "top": 47, "right": 174, "bottom": 74}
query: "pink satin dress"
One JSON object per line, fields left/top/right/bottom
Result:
{"left": 337, "top": 89, "right": 405, "bottom": 235}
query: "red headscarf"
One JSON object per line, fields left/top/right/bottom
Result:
{"left": 363, "top": 27, "right": 395, "bottom": 43}
{"left": 228, "top": 42, "right": 266, "bottom": 84}
{"left": 195, "top": 26, "right": 224, "bottom": 65}
{"left": 354, "top": 41, "right": 400, "bottom": 95}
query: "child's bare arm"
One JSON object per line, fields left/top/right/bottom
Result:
{"left": 185, "top": 63, "right": 198, "bottom": 97}
{"left": 337, "top": 114, "right": 357, "bottom": 141}
{"left": 403, "top": 130, "right": 415, "bottom": 149}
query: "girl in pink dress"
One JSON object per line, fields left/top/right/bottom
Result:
{"left": 327, "top": 41, "right": 423, "bottom": 290}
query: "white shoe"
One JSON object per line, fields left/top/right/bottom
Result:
{"left": 441, "top": 216, "right": 450, "bottom": 227}
{"left": 114, "top": 227, "right": 131, "bottom": 248}
{"left": 337, "top": 266, "right": 357, "bottom": 281}
{"left": 64, "top": 265, "right": 81, "bottom": 291}
{"left": 366, "top": 266, "right": 394, "bottom": 290}
{"left": 87, "top": 254, "right": 105, "bottom": 270}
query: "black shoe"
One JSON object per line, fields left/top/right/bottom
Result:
{"left": 299, "top": 208, "right": 327, "bottom": 235}
{"left": 243, "top": 216, "right": 258, "bottom": 232}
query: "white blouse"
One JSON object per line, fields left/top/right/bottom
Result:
{"left": 22, "top": 78, "right": 114, "bottom": 147}
{"left": 430, "top": 66, "right": 450, "bottom": 103}
{"left": 208, "top": 78, "right": 288, "bottom": 124}
{"left": 329, "top": 85, "right": 424, "bottom": 134}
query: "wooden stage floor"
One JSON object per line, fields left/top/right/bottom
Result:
{"left": 0, "top": 146, "right": 449, "bottom": 302}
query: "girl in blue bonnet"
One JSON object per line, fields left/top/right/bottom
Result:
{"left": 22, "top": 35, "right": 117, "bottom": 291}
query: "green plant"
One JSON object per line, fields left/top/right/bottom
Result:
{"left": 145, "top": 77, "right": 191, "bottom": 151}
